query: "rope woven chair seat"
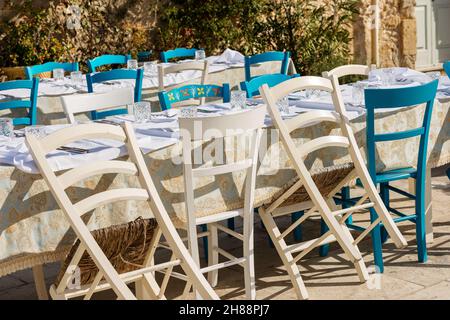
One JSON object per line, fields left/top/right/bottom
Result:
{"left": 55, "top": 217, "right": 158, "bottom": 286}
{"left": 264, "top": 163, "right": 355, "bottom": 207}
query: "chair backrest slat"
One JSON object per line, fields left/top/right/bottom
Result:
{"left": 240, "top": 73, "right": 299, "bottom": 98}
{"left": 74, "top": 188, "right": 149, "bottom": 216}
{"left": 86, "top": 69, "right": 143, "bottom": 119}
{"left": 322, "top": 64, "right": 375, "bottom": 79}
{"left": 245, "top": 51, "right": 290, "bottom": 81}
{"left": 158, "top": 60, "right": 209, "bottom": 92}
{"left": 159, "top": 83, "right": 230, "bottom": 111}
{"left": 39, "top": 123, "right": 127, "bottom": 154}
{"left": 87, "top": 54, "right": 132, "bottom": 73}
{"left": 160, "top": 48, "right": 198, "bottom": 63}
{"left": 58, "top": 160, "right": 139, "bottom": 189}
{"left": 62, "top": 88, "right": 134, "bottom": 124}
{"left": 179, "top": 104, "right": 265, "bottom": 140}
{"left": 25, "top": 62, "right": 79, "bottom": 80}
{"left": 0, "top": 78, "right": 39, "bottom": 127}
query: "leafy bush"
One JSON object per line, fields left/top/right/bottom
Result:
{"left": 156, "top": 0, "right": 263, "bottom": 55}
{"left": 0, "top": 0, "right": 358, "bottom": 76}
{"left": 0, "top": 0, "right": 151, "bottom": 69}
{"left": 157, "top": 0, "right": 358, "bottom": 75}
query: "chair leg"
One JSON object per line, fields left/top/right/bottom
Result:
{"left": 243, "top": 209, "right": 256, "bottom": 300}
{"left": 319, "top": 218, "right": 329, "bottom": 257}
{"left": 186, "top": 222, "right": 202, "bottom": 299}
{"left": 207, "top": 224, "right": 219, "bottom": 287}
{"left": 32, "top": 264, "right": 49, "bottom": 300}
{"left": 416, "top": 180, "right": 428, "bottom": 263}
{"left": 291, "top": 211, "right": 303, "bottom": 241}
{"left": 369, "top": 207, "right": 384, "bottom": 273}
{"left": 342, "top": 186, "right": 352, "bottom": 223}
{"left": 201, "top": 224, "right": 208, "bottom": 261}
{"left": 259, "top": 207, "right": 309, "bottom": 300}
{"left": 379, "top": 182, "right": 390, "bottom": 244}
{"left": 320, "top": 186, "right": 351, "bottom": 256}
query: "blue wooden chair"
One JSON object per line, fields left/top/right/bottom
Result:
{"left": 0, "top": 78, "right": 39, "bottom": 126}
{"left": 244, "top": 51, "right": 291, "bottom": 81}
{"left": 240, "top": 73, "right": 300, "bottom": 98}
{"left": 443, "top": 61, "right": 450, "bottom": 77}
{"left": 160, "top": 48, "right": 198, "bottom": 63}
{"left": 158, "top": 83, "right": 230, "bottom": 110}
{"left": 86, "top": 69, "right": 144, "bottom": 120}
{"left": 344, "top": 80, "right": 438, "bottom": 272}
{"left": 25, "top": 62, "right": 79, "bottom": 80}
{"left": 87, "top": 54, "right": 132, "bottom": 73}
{"left": 137, "top": 51, "right": 153, "bottom": 62}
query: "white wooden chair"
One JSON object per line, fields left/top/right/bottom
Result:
{"left": 158, "top": 60, "right": 209, "bottom": 107}
{"left": 26, "top": 122, "right": 219, "bottom": 300}
{"left": 259, "top": 76, "right": 407, "bottom": 300}
{"left": 61, "top": 88, "right": 135, "bottom": 124}
{"left": 177, "top": 106, "right": 266, "bottom": 299}
{"left": 322, "top": 64, "right": 376, "bottom": 80}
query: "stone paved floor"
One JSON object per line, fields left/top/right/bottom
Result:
{"left": 0, "top": 166, "right": 449, "bottom": 300}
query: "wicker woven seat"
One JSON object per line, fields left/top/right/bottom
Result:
{"left": 56, "top": 218, "right": 158, "bottom": 286}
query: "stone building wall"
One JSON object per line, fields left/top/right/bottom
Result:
{"left": 352, "top": 0, "right": 417, "bottom": 68}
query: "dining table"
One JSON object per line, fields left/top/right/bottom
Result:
{"left": 0, "top": 66, "right": 448, "bottom": 300}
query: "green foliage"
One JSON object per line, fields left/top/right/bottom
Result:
{"left": 0, "top": 0, "right": 65, "bottom": 67}
{"left": 156, "top": 0, "right": 263, "bottom": 55}
{"left": 157, "top": 0, "right": 358, "bottom": 75}
{"left": 0, "top": 0, "right": 358, "bottom": 76}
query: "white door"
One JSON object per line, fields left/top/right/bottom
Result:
{"left": 416, "top": 0, "right": 433, "bottom": 67}
{"left": 433, "top": 0, "right": 450, "bottom": 64}
{"left": 416, "top": 0, "right": 450, "bottom": 68}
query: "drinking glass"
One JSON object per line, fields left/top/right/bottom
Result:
{"left": 70, "top": 71, "right": 83, "bottom": 86}
{"left": 426, "top": 71, "right": 441, "bottom": 81}
{"left": 381, "top": 68, "right": 395, "bottom": 86}
{"left": 352, "top": 81, "right": 365, "bottom": 106}
{"left": 53, "top": 68, "right": 65, "bottom": 81}
{"left": 131, "top": 101, "right": 152, "bottom": 122}
{"left": 144, "top": 61, "right": 158, "bottom": 76}
{"left": 230, "top": 90, "right": 246, "bottom": 110}
{"left": 25, "top": 125, "right": 46, "bottom": 139}
{"left": 277, "top": 96, "right": 290, "bottom": 114}
{"left": 127, "top": 59, "right": 138, "bottom": 70}
{"left": 195, "top": 50, "right": 206, "bottom": 61}
{"left": 0, "top": 118, "right": 13, "bottom": 138}
{"left": 180, "top": 106, "right": 198, "bottom": 118}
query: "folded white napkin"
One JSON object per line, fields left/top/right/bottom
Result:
{"left": 214, "top": 49, "right": 245, "bottom": 65}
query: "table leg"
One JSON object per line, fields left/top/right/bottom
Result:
{"left": 32, "top": 264, "right": 49, "bottom": 300}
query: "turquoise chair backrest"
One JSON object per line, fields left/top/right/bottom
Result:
{"left": 86, "top": 69, "right": 144, "bottom": 119}
{"left": 443, "top": 61, "right": 450, "bottom": 78}
{"left": 240, "top": 73, "right": 300, "bottom": 98}
{"left": 160, "top": 48, "right": 198, "bottom": 63}
{"left": 87, "top": 54, "right": 132, "bottom": 73}
{"left": 364, "top": 80, "right": 438, "bottom": 182}
{"left": 158, "top": 83, "right": 230, "bottom": 110}
{"left": 244, "top": 51, "right": 290, "bottom": 81}
{"left": 0, "top": 78, "right": 39, "bottom": 126}
{"left": 25, "top": 62, "right": 79, "bottom": 80}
